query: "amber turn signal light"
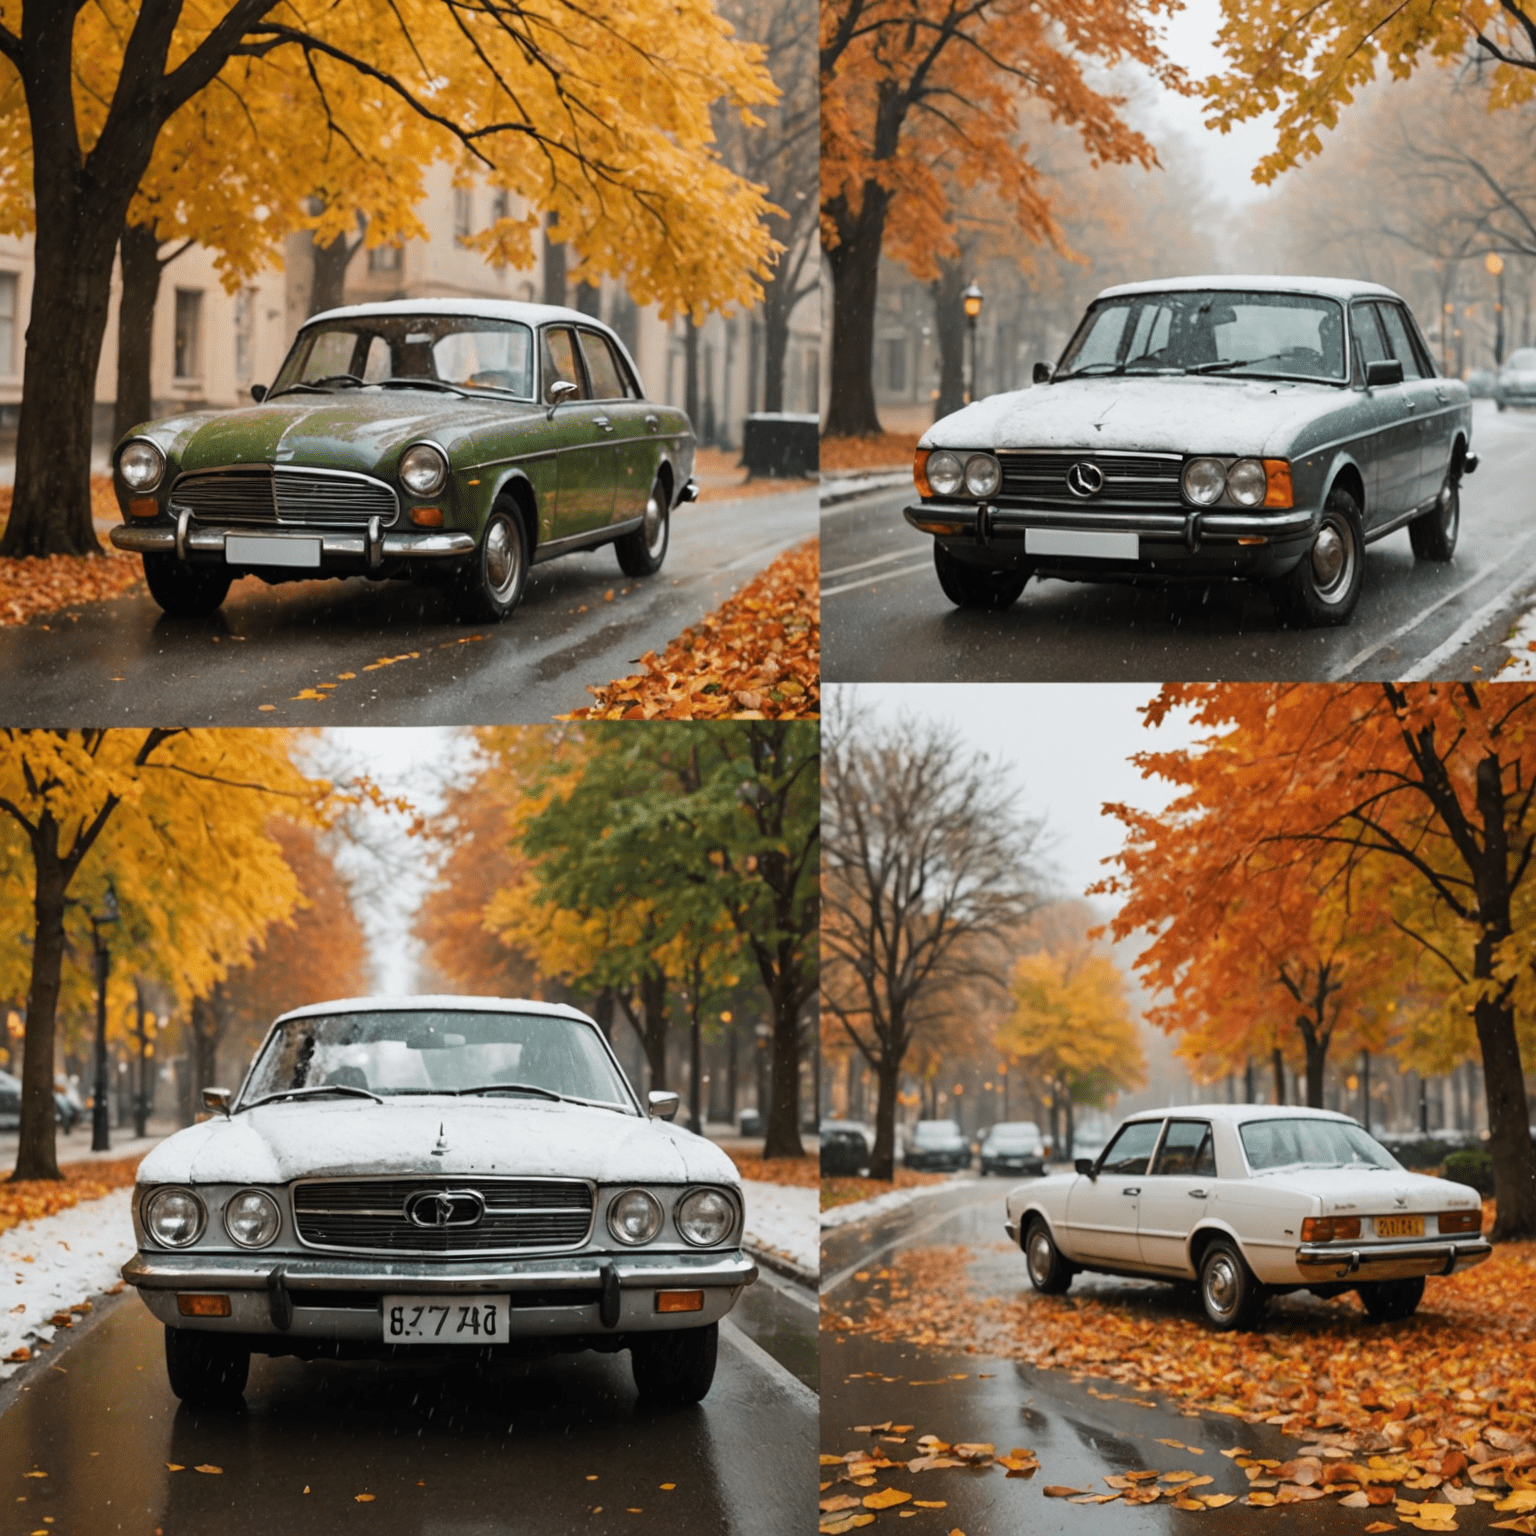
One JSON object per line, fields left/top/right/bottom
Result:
{"left": 1438, "top": 1209, "right": 1482, "bottom": 1235}
{"left": 176, "top": 1293, "right": 232, "bottom": 1317}
{"left": 654, "top": 1289, "right": 705, "bottom": 1314}
{"left": 128, "top": 497, "right": 159, "bottom": 518}
{"left": 1262, "top": 459, "right": 1293, "bottom": 508}
{"left": 913, "top": 448, "right": 933, "bottom": 498}
{"left": 410, "top": 506, "right": 444, "bottom": 528}
{"left": 1300, "top": 1216, "right": 1361, "bottom": 1243}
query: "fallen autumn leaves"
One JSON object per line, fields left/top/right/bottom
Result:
{"left": 0, "top": 1156, "right": 142, "bottom": 1236}
{"left": 0, "top": 479, "right": 142, "bottom": 627}
{"left": 562, "top": 538, "right": 818, "bottom": 720}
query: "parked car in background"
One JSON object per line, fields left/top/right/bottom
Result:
{"left": 906, "top": 276, "right": 1475, "bottom": 627}
{"left": 1496, "top": 347, "right": 1536, "bottom": 410}
{"left": 903, "top": 1119, "right": 971, "bottom": 1172}
{"left": 1005, "top": 1104, "right": 1489, "bottom": 1331}
{"left": 980, "top": 1121, "right": 1047, "bottom": 1177}
{"left": 0, "top": 1071, "right": 20, "bottom": 1132}
{"left": 111, "top": 300, "right": 696, "bottom": 622}
{"left": 54, "top": 1078, "right": 84, "bottom": 1133}
{"left": 820, "top": 1120, "right": 874, "bottom": 1177}
{"left": 738, "top": 1109, "right": 762, "bottom": 1137}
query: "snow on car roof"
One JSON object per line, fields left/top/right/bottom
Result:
{"left": 1116, "top": 1102, "right": 1358, "bottom": 1126}
{"left": 1096, "top": 274, "right": 1401, "bottom": 303}
{"left": 273, "top": 994, "right": 596, "bottom": 1026}
{"left": 303, "top": 298, "right": 605, "bottom": 332}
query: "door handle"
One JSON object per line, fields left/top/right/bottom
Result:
{"left": 593, "top": 415, "right": 614, "bottom": 432}
{"left": 644, "top": 413, "right": 660, "bottom": 431}
{"left": 1122, "top": 1186, "right": 1141, "bottom": 1196}
{"left": 1188, "top": 1189, "right": 1208, "bottom": 1199}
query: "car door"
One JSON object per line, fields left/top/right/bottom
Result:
{"left": 1136, "top": 1118, "right": 1216, "bottom": 1273}
{"left": 1376, "top": 300, "right": 1453, "bottom": 507}
{"left": 577, "top": 328, "right": 653, "bottom": 525}
{"left": 541, "top": 325, "right": 616, "bottom": 537}
{"left": 1350, "top": 302, "right": 1418, "bottom": 526}
{"left": 1063, "top": 1118, "right": 1163, "bottom": 1267}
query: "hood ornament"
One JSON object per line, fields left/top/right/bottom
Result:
{"left": 431, "top": 1122, "right": 449, "bottom": 1158}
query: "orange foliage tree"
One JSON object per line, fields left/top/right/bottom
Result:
{"left": 819, "top": 0, "right": 1184, "bottom": 436}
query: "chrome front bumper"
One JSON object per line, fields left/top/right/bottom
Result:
{"left": 123, "top": 1248, "right": 756, "bottom": 1340}
{"left": 906, "top": 500, "right": 1315, "bottom": 548}
{"left": 1294, "top": 1237, "right": 1492, "bottom": 1283}
{"left": 111, "top": 524, "right": 476, "bottom": 562}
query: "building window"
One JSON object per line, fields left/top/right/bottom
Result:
{"left": 0, "top": 272, "right": 16, "bottom": 375}
{"left": 489, "top": 189, "right": 509, "bottom": 224}
{"left": 174, "top": 289, "right": 202, "bottom": 379}
{"left": 367, "top": 245, "right": 403, "bottom": 274}
{"left": 883, "top": 336, "right": 905, "bottom": 393}
{"left": 453, "top": 188, "right": 473, "bottom": 242}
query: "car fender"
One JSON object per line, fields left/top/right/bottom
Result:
{"left": 1012, "top": 1200, "right": 1067, "bottom": 1259}
{"left": 482, "top": 466, "right": 545, "bottom": 552}
{"left": 1186, "top": 1217, "right": 1290, "bottom": 1286}
{"left": 1320, "top": 450, "right": 1368, "bottom": 520}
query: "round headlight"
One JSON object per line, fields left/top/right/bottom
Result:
{"left": 675, "top": 1188, "right": 735, "bottom": 1247}
{"left": 963, "top": 454, "right": 1001, "bottom": 498}
{"left": 399, "top": 442, "right": 449, "bottom": 496}
{"left": 118, "top": 440, "right": 165, "bottom": 493}
{"left": 1226, "top": 458, "right": 1267, "bottom": 507}
{"left": 145, "top": 1187, "right": 205, "bottom": 1248}
{"left": 1182, "top": 457, "right": 1226, "bottom": 506}
{"left": 926, "top": 450, "right": 963, "bottom": 497}
{"left": 608, "top": 1189, "right": 663, "bottom": 1246}
{"left": 224, "top": 1189, "right": 281, "bottom": 1249}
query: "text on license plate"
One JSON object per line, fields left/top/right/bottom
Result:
{"left": 383, "top": 1293, "right": 505, "bottom": 1342}
{"left": 1375, "top": 1215, "right": 1424, "bottom": 1239}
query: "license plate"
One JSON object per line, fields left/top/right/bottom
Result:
{"left": 382, "top": 1294, "right": 505, "bottom": 1343}
{"left": 1025, "top": 528, "right": 1139, "bottom": 560}
{"left": 1375, "top": 1215, "right": 1424, "bottom": 1239}
{"left": 224, "top": 534, "right": 321, "bottom": 568}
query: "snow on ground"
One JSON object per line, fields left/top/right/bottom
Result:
{"left": 820, "top": 1177, "right": 984, "bottom": 1232}
{"left": 1497, "top": 607, "right": 1536, "bottom": 677}
{"left": 740, "top": 1179, "right": 817, "bottom": 1279}
{"left": 0, "top": 1188, "right": 136, "bottom": 1379}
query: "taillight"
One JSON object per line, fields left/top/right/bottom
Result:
{"left": 1439, "top": 1209, "right": 1482, "bottom": 1235}
{"left": 1301, "top": 1215, "right": 1361, "bottom": 1243}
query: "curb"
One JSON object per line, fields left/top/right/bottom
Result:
{"left": 819, "top": 471, "right": 911, "bottom": 507}
{"left": 743, "top": 1237, "right": 818, "bottom": 1291}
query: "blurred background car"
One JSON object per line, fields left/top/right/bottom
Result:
{"left": 903, "top": 1118, "right": 971, "bottom": 1172}
{"left": 1496, "top": 347, "right": 1536, "bottom": 410}
{"left": 0, "top": 1071, "right": 20, "bottom": 1132}
{"left": 820, "top": 1119, "right": 873, "bottom": 1176}
{"left": 979, "top": 1120, "right": 1047, "bottom": 1176}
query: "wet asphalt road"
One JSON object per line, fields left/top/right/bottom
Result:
{"left": 1, "top": 1269, "right": 816, "bottom": 1536}
{"left": 822, "top": 400, "right": 1536, "bottom": 682}
{"left": 820, "top": 1179, "right": 1477, "bottom": 1534}
{"left": 0, "top": 487, "right": 816, "bottom": 725}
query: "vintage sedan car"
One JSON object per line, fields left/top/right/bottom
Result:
{"left": 903, "top": 1119, "right": 971, "bottom": 1172}
{"left": 122, "top": 996, "right": 754, "bottom": 1407}
{"left": 1004, "top": 1104, "right": 1489, "bottom": 1331}
{"left": 979, "top": 1120, "right": 1047, "bottom": 1177}
{"left": 110, "top": 300, "right": 696, "bottom": 622}
{"left": 906, "top": 277, "right": 1476, "bottom": 626}
{"left": 1496, "top": 347, "right": 1536, "bottom": 411}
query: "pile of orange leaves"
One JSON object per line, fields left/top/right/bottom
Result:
{"left": 726, "top": 1154, "right": 820, "bottom": 1189}
{"left": 0, "top": 479, "right": 143, "bottom": 627}
{"left": 820, "top": 433, "right": 921, "bottom": 474}
{"left": 821, "top": 1169, "right": 951, "bottom": 1213}
{"left": 0, "top": 1156, "right": 144, "bottom": 1236}
{"left": 820, "top": 1431, "right": 1006, "bottom": 1534}
{"left": 562, "top": 538, "right": 818, "bottom": 720}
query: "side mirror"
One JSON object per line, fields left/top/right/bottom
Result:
{"left": 202, "top": 1087, "right": 232, "bottom": 1117}
{"left": 1074, "top": 1157, "right": 1096, "bottom": 1177}
{"left": 545, "top": 379, "right": 580, "bottom": 418}
{"left": 1032, "top": 361, "right": 1053, "bottom": 385}
{"left": 1365, "top": 358, "right": 1404, "bottom": 388}
{"left": 647, "top": 1090, "right": 680, "bottom": 1121}
{"left": 249, "top": 384, "right": 267, "bottom": 403}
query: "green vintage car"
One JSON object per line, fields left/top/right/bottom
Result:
{"left": 110, "top": 300, "right": 698, "bottom": 621}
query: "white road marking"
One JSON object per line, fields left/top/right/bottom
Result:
{"left": 720, "top": 1316, "right": 819, "bottom": 1409}
{"left": 822, "top": 546, "right": 934, "bottom": 581}
{"left": 822, "top": 560, "right": 933, "bottom": 599}
{"left": 1399, "top": 562, "right": 1536, "bottom": 679}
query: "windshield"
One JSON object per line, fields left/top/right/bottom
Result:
{"left": 1239, "top": 1117, "right": 1400, "bottom": 1173}
{"left": 912, "top": 1121, "right": 962, "bottom": 1145}
{"left": 985, "top": 1124, "right": 1040, "bottom": 1148}
{"left": 1505, "top": 348, "right": 1536, "bottom": 371}
{"left": 271, "top": 317, "right": 535, "bottom": 399}
{"left": 240, "top": 1009, "right": 634, "bottom": 1110}
{"left": 1058, "top": 290, "right": 1346, "bottom": 383}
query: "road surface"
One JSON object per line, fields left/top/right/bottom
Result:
{"left": 822, "top": 399, "right": 1536, "bottom": 682}
{"left": 0, "top": 487, "right": 815, "bottom": 725}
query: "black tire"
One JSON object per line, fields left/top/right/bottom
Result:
{"left": 1268, "top": 485, "right": 1364, "bottom": 627}
{"left": 933, "top": 542, "right": 1029, "bottom": 611}
{"left": 1408, "top": 477, "right": 1459, "bottom": 562}
{"left": 1359, "top": 1276, "right": 1425, "bottom": 1322}
{"left": 630, "top": 1323, "right": 718, "bottom": 1406}
{"left": 164, "top": 1327, "right": 249, "bottom": 1406}
{"left": 615, "top": 481, "right": 670, "bottom": 577}
{"left": 1198, "top": 1238, "right": 1267, "bottom": 1331}
{"left": 1023, "top": 1218, "right": 1074, "bottom": 1295}
{"left": 454, "top": 506, "right": 529, "bottom": 623}
{"left": 142, "top": 554, "right": 231, "bottom": 618}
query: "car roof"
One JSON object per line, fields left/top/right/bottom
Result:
{"left": 1115, "top": 1103, "right": 1359, "bottom": 1126}
{"left": 1095, "top": 274, "right": 1402, "bottom": 303}
{"left": 273, "top": 994, "right": 597, "bottom": 1026}
{"left": 303, "top": 298, "right": 609, "bottom": 332}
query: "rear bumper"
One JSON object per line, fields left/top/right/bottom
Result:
{"left": 1293, "top": 1237, "right": 1492, "bottom": 1284}
{"left": 111, "top": 524, "right": 476, "bottom": 563}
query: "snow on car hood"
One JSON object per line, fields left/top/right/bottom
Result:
{"left": 1243, "top": 1166, "right": 1482, "bottom": 1215}
{"left": 137, "top": 1098, "right": 739, "bottom": 1188}
{"left": 919, "top": 376, "right": 1348, "bottom": 456}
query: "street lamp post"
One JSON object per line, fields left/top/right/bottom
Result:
{"left": 962, "top": 282, "right": 984, "bottom": 404}
{"left": 89, "top": 883, "right": 120, "bottom": 1152}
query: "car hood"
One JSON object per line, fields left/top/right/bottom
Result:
{"left": 141, "top": 393, "right": 542, "bottom": 475}
{"left": 137, "top": 1098, "right": 739, "bottom": 1187}
{"left": 1243, "top": 1167, "right": 1482, "bottom": 1215}
{"left": 920, "top": 376, "right": 1352, "bottom": 456}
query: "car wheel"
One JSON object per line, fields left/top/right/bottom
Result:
{"left": 933, "top": 542, "right": 1029, "bottom": 611}
{"left": 629, "top": 1322, "right": 718, "bottom": 1406}
{"left": 1408, "top": 477, "right": 1459, "bottom": 562}
{"left": 1198, "top": 1238, "right": 1267, "bottom": 1331}
{"left": 1358, "top": 1276, "right": 1425, "bottom": 1323}
{"left": 142, "top": 554, "right": 232, "bottom": 618}
{"left": 1269, "top": 485, "right": 1364, "bottom": 627}
{"left": 164, "top": 1326, "right": 249, "bottom": 1406}
{"left": 454, "top": 507, "right": 528, "bottom": 623}
{"left": 1023, "top": 1218, "right": 1074, "bottom": 1295}
{"left": 615, "top": 481, "right": 670, "bottom": 577}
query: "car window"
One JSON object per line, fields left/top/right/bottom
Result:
{"left": 1240, "top": 1117, "right": 1401, "bottom": 1172}
{"left": 1098, "top": 1119, "right": 1163, "bottom": 1176}
{"left": 297, "top": 329, "right": 365, "bottom": 381}
{"left": 273, "top": 317, "right": 536, "bottom": 398}
{"left": 541, "top": 326, "right": 589, "bottom": 402}
{"left": 1374, "top": 304, "right": 1426, "bottom": 380}
{"left": 578, "top": 331, "right": 631, "bottom": 400}
{"left": 433, "top": 322, "right": 535, "bottom": 396}
{"left": 1152, "top": 1119, "right": 1215, "bottom": 1177}
{"left": 360, "top": 335, "right": 391, "bottom": 382}
{"left": 1352, "top": 304, "right": 1390, "bottom": 371}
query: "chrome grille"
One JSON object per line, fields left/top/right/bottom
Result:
{"left": 995, "top": 450, "right": 1183, "bottom": 507}
{"left": 292, "top": 1177, "right": 594, "bottom": 1255}
{"left": 170, "top": 469, "right": 398, "bottom": 528}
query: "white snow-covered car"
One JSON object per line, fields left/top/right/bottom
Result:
{"left": 1004, "top": 1104, "right": 1489, "bottom": 1331}
{"left": 122, "top": 996, "right": 755, "bottom": 1406}
{"left": 1496, "top": 347, "right": 1536, "bottom": 410}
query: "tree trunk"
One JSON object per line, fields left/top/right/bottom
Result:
{"left": 687, "top": 999, "right": 703, "bottom": 1135}
{"left": 726, "top": 1021, "right": 738, "bottom": 1120}
{"left": 931, "top": 257, "right": 968, "bottom": 420}
{"left": 1063, "top": 1091, "right": 1075, "bottom": 1160}
{"left": 114, "top": 222, "right": 164, "bottom": 443}
{"left": 822, "top": 180, "right": 892, "bottom": 438}
{"left": 589, "top": 986, "right": 615, "bottom": 1043}
{"left": 309, "top": 228, "right": 360, "bottom": 317}
{"left": 1272, "top": 1046, "right": 1286, "bottom": 1105}
{"left": 760, "top": 264, "right": 791, "bottom": 415}
{"left": 1298, "top": 1018, "right": 1328, "bottom": 1109}
{"left": 684, "top": 323, "right": 701, "bottom": 430}
{"left": 639, "top": 968, "right": 669, "bottom": 1092}
{"left": 763, "top": 984, "right": 806, "bottom": 1160}
{"left": 869, "top": 1053, "right": 901, "bottom": 1182}
{"left": 12, "top": 827, "right": 67, "bottom": 1180}
{"left": 542, "top": 216, "right": 567, "bottom": 307}
{"left": 1471, "top": 943, "right": 1536, "bottom": 1239}
{"left": 190, "top": 991, "right": 222, "bottom": 1102}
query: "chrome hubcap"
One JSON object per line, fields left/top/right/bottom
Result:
{"left": 1028, "top": 1232, "right": 1051, "bottom": 1282}
{"left": 1310, "top": 518, "right": 1352, "bottom": 600}
{"left": 1205, "top": 1255, "right": 1238, "bottom": 1316}
{"left": 484, "top": 518, "right": 520, "bottom": 599}
{"left": 644, "top": 494, "right": 665, "bottom": 555}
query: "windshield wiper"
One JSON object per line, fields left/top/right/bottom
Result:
{"left": 241, "top": 1084, "right": 383, "bottom": 1110}
{"left": 375, "top": 377, "right": 469, "bottom": 396}
{"left": 1054, "top": 361, "right": 1126, "bottom": 381}
{"left": 447, "top": 1082, "right": 572, "bottom": 1103}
